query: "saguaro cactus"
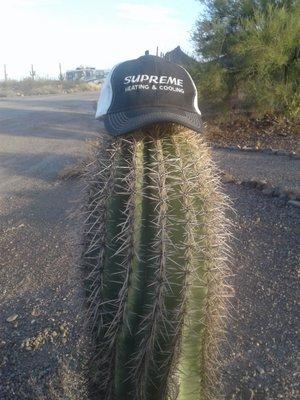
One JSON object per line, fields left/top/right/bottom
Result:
{"left": 81, "top": 123, "right": 230, "bottom": 400}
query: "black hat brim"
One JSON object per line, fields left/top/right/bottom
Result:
{"left": 98, "top": 107, "right": 203, "bottom": 136}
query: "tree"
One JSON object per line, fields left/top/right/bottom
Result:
{"left": 233, "top": 3, "right": 300, "bottom": 116}
{"left": 191, "top": 0, "right": 300, "bottom": 118}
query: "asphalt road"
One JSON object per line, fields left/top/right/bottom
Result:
{"left": 0, "top": 93, "right": 299, "bottom": 400}
{"left": 0, "top": 93, "right": 99, "bottom": 399}
{"left": 213, "top": 148, "right": 300, "bottom": 194}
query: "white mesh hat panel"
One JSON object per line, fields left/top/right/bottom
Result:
{"left": 95, "top": 64, "right": 119, "bottom": 119}
{"left": 180, "top": 65, "right": 201, "bottom": 115}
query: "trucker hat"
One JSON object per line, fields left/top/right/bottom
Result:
{"left": 95, "top": 54, "right": 202, "bottom": 136}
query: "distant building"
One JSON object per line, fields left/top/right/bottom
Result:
{"left": 66, "top": 66, "right": 108, "bottom": 82}
{"left": 164, "top": 46, "right": 198, "bottom": 69}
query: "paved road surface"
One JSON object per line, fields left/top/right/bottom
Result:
{"left": 0, "top": 92, "right": 100, "bottom": 193}
{"left": 0, "top": 93, "right": 298, "bottom": 399}
{"left": 213, "top": 148, "right": 300, "bottom": 194}
{"left": 0, "top": 93, "right": 99, "bottom": 399}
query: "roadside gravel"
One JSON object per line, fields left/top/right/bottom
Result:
{"left": 221, "top": 184, "right": 299, "bottom": 400}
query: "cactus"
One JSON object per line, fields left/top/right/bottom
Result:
{"left": 81, "top": 123, "right": 230, "bottom": 400}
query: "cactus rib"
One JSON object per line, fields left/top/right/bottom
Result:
{"left": 81, "top": 124, "right": 231, "bottom": 400}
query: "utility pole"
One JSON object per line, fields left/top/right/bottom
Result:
{"left": 4, "top": 64, "right": 8, "bottom": 81}
{"left": 30, "top": 64, "right": 36, "bottom": 80}
{"left": 59, "top": 62, "right": 64, "bottom": 81}
{"left": 156, "top": 46, "right": 159, "bottom": 56}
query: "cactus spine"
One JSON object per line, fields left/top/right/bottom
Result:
{"left": 81, "top": 124, "right": 230, "bottom": 400}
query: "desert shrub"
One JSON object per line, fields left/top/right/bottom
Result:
{"left": 192, "top": 0, "right": 300, "bottom": 121}
{"left": 233, "top": 3, "right": 300, "bottom": 119}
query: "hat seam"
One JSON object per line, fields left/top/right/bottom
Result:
{"left": 105, "top": 104, "right": 200, "bottom": 115}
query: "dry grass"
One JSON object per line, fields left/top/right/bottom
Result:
{"left": 0, "top": 79, "right": 100, "bottom": 98}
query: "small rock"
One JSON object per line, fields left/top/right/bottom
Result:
{"left": 242, "top": 180, "right": 257, "bottom": 189}
{"left": 287, "top": 200, "right": 300, "bottom": 208}
{"left": 264, "top": 148, "right": 274, "bottom": 154}
{"left": 255, "top": 180, "right": 267, "bottom": 189}
{"left": 31, "top": 309, "right": 40, "bottom": 317}
{"left": 272, "top": 187, "right": 281, "bottom": 197}
{"left": 7, "top": 314, "right": 18, "bottom": 323}
{"left": 279, "top": 193, "right": 287, "bottom": 200}
{"left": 59, "top": 322, "right": 68, "bottom": 331}
{"left": 256, "top": 366, "right": 265, "bottom": 375}
{"left": 262, "top": 187, "right": 274, "bottom": 196}
{"left": 287, "top": 190, "right": 300, "bottom": 200}
{"left": 276, "top": 150, "right": 288, "bottom": 156}
{"left": 222, "top": 173, "right": 235, "bottom": 183}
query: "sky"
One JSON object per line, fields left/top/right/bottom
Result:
{"left": 0, "top": 0, "right": 203, "bottom": 80}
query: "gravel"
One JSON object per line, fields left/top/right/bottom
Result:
{"left": 221, "top": 184, "right": 299, "bottom": 400}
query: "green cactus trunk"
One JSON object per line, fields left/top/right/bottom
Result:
{"left": 81, "top": 124, "right": 230, "bottom": 400}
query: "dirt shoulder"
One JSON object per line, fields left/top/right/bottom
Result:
{"left": 222, "top": 184, "right": 299, "bottom": 400}
{"left": 204, "top": 115, "right": 299, "bottom": 154}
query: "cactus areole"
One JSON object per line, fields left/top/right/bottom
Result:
{"left": 81, "top": 55, "right": 230, "bottom": 400}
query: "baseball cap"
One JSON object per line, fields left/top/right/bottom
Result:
{"left": 95, "top": 54, "right": 202, "bottom": 136}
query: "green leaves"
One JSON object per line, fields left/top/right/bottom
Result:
{"left": 232, "top": 3, "right": 300, "bottom": 115}
{"left": 192, "top": 0, "right": 300, "bottom": 119}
